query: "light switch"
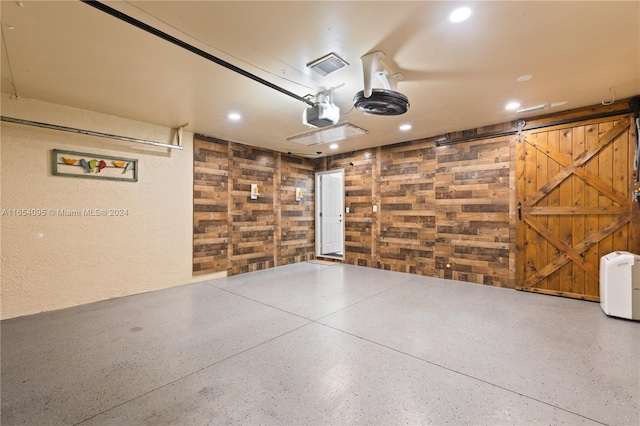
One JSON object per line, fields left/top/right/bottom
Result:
{"left": 373, "top": 204, "right": 378, "bottom": 212}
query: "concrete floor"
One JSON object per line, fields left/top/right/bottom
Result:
{"left": 1, "top": 263, "right": 638, "bottom": 425}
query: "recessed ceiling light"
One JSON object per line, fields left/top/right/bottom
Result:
{"left": 399, "top": 124, "right": 412, "bottom": 131}
{"left": 329, "top": 143, "right": 338, "bottom": 149}
{"left": 517, "top": 74, "right": 533, "bottom": 82}
{"left": 228, "top": 112, "right": 241, "bottom": 121}
{"left": 505, "top": 101, "right": 521, "bottom": 111}
{"left": 449, "top": 7, "right": 471, "bottom": 23}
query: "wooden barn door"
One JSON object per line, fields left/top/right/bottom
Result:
{"left": 516, "top": 115, "right": 637, "bottom": 300}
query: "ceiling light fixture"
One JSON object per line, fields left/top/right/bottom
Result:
{"left": 399, "top": 124, "right": 412, "bottom": 131}
{"left": 228, "top": 112, "right": 241, "bottom": 121}
{"left": 505, "top": 101, "right": 521, "bottom": 110}
{"left": 449, "top": 7, "right": 471, "bottom": 23}
{"left": 330, "top": 143, "right": 338, "bottom": 150}
{"left": 517, "top": 74, "right": 533, "bottom": 82}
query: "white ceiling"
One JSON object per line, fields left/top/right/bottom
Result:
{"left": 1, "top": 1, "right": 638, "bottom": 156}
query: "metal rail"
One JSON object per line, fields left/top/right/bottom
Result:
{"left": 1, "top": 116, "right": 183, "bottom": 150}
{"left": 435, "top": 107, "right": 633, "bottom": 146}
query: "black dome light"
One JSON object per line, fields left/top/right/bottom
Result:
{"left": 353, "top": 89, "right": 410, "bottom": 116}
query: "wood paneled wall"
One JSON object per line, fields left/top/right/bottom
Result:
{"left": 318, "top": 99, "right": 636, "bottom": 291}
{"left": 193, "top": 137, "right": 230, "bottom": 275}
{"left": 194, "top": 136, "right": 315, "bottom": 276}
{"left": 194, "top": 99, "right": 637, "bottom": 293}
{"left": 319, "top": 136, "right": 515, "bottom": 287}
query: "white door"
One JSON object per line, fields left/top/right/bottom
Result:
{"left": 318, "top": 172, "right": 344, "bottom": 256}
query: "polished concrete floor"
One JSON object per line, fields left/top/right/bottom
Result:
{"left": 1, "top": 263, "right": 638, "bottom": 425}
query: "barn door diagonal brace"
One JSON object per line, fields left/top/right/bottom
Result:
{"left": 523, "top": 119, "right": 630, "bottom": 207}
{"left": 523, "top": 214, "right": 600, "bottom": 282}
{"left": 526, "top": 134, "right": 629, "bottom": 207}
{"left": 521, "top": 212, "right": 630, "bottom": 288}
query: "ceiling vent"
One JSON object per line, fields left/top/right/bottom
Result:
{"left": 354, "top": 51, "right": 409, "bottom": 116}
{"left": 307, "top": 53, "right": 349, "bottom": 76}
{"left": 287, "top": 122, "right": 368, "bottom": 146}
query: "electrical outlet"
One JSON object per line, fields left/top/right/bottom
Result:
{"left": 373, "top": 204, "right": 378, "bottom": 212}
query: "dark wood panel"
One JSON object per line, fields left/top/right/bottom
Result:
{"left": 378, "top": 143, "right": 436, "bottom": 275}
{"left": 193, "top": 138, "right": 229, "bottom": 275}
{"left": 193, "top": 137, "right": 315, "bottom": 276}
{"left": 434, "top": 137, "right": 513, "bottom": 287}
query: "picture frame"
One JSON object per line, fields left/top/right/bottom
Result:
{"left": 52, "top": 149, "right": 138, "bottom": 182}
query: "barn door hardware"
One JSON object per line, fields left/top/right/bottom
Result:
{"left": 515, "top": 120, "right": 526, "bottom": 143}
{"left": 629, "top": 96, "right": 640, "bottom": 183}
{"left": 517, "top": 202, "right": 522, "bottom": 221}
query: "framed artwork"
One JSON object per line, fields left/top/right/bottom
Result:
{"left": 52, "top": 149, "right": 138, "bottom": 182}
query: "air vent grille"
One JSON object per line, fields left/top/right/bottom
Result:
{"left": 307, "top": 53, "right": 349, "bottom": 76}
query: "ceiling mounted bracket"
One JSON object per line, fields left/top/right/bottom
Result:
{"left": 360, "top": 51, "right": 403, "bottom": 98}
{"left": 354, "top": 51, "right": 409, "bottom": 116}
{"left": 515, "top": 119, "right": 526, "bottom": 143}
{"left": 173, "top": 123, "right": 189, "bottom": 147}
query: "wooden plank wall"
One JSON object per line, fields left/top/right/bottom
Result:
{"left": 378, "top": 141, "right": 436, "bottom": 275}
{"left": 229, "top": 144, "right": 276, "bottom": 274}
{"left": 193, "top": 136, "right": 315, "bottom": 277}
{"left": 434, "top": 138, "right": 513, "bottom": 286}
{"left": 320, "top": 135, "right": 515, "bottom": 287}
{"left": 194, "top": 99, "right": 636, "bottom": 290}
{"left": 319, "top": 152, "right": 377, "bottom": 266}
{"left": 193, "top": 137, "right": 230, "bottom": 275}
{"left": 318, "top": 100, "right": 636, "bottom": 290}
{"left": 279, "top": 154, "right": 316, "bottom": 265}
{"left": 516, "top": 115, "right": 637, "bottom": 300}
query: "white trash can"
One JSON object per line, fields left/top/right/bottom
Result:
{"left": 599, "top": 251, "right": 640, "bottom": 320}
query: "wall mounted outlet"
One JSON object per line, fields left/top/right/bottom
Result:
{"left": 346, "top": 207, "right": 350, "bottom": 213}
{"left": 373, "top": 204, "right": 378, "bottom": 212}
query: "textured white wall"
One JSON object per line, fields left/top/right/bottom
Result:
{"left": 1, "top": 94, "right": 207, "bottom": 319}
